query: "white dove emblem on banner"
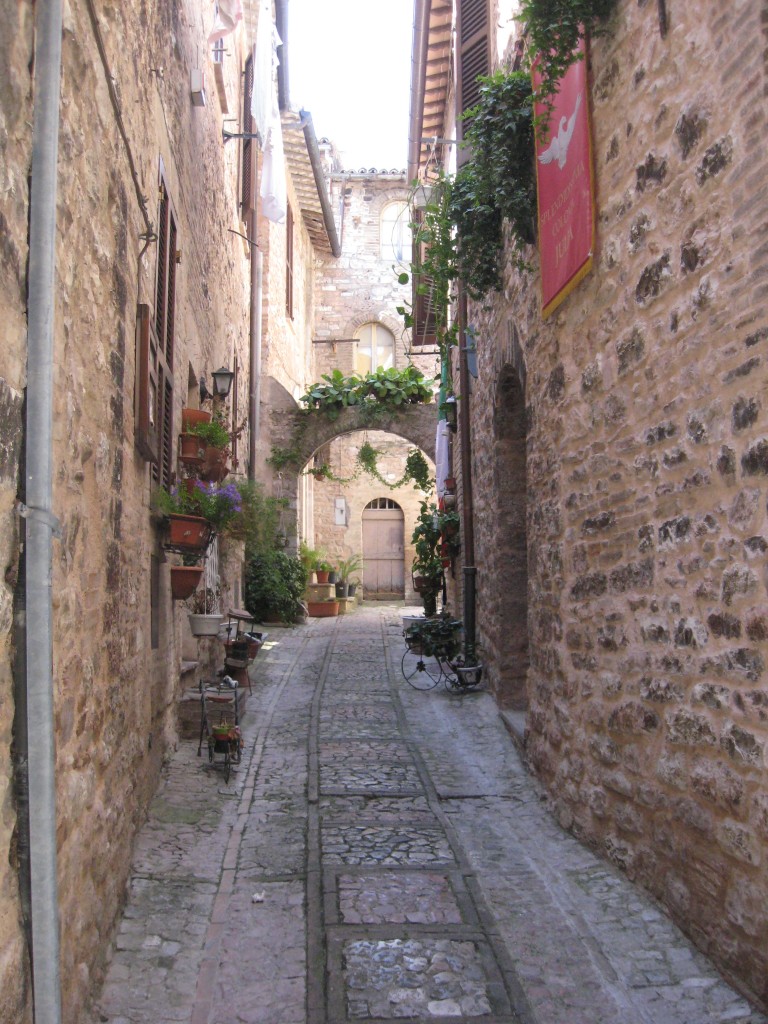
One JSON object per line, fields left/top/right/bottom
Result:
{"left": 538, "top": 93, "right": 583, "bottom": 170}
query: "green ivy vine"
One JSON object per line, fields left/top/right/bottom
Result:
{"left": 305, "top": 443, "right": 433, "bottom": 493}
{"left": 519, "top": 0, "right": 619, "bottom": 114}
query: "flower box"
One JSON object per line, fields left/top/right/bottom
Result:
{"left": 167, "top": 514, "right": 213, "bottom": 552}
{"left": 307, "top": 600, "right": 339, "bottom": 617}
{"left": 170, "top": 565, "right": 204, "bottom": 600}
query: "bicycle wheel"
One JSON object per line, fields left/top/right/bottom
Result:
{"left": 401, "top": 648, "right": 442, "bottom": 689}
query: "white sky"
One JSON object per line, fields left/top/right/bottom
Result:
{"left": 287, "top": 0, "right": 414, "bottom": 170}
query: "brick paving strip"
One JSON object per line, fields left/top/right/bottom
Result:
{"left": 92, "top": 606, "right": 767, "bottom": 1024}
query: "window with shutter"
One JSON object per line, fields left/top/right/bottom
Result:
{"left": 410, "top": 208, "right": 437, "bottom": 348}
{"left": 135, "top": 163, "right": 176, "bottom": 489}
{"left": 456, "top": 0, "right": 490, "bottom": 166}
{"left": 242, "top": 54, "right": 255, "bottom": 211}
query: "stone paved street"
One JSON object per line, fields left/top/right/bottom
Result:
{"left": 90, "top": 606, "right": 767, "bottom": 1024}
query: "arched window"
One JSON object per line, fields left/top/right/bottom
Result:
{"left": 354, "top": 322, "right": 395, "bottom": 375}
{"left": 364, "top": 497, "right": 402, "bottom": 510}
{"left": 380, "top": 201, "right": 412, "bottom": 263}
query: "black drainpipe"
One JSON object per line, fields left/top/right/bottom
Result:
{"left": 457, "top": 287, "right": 477, "bottom": 659}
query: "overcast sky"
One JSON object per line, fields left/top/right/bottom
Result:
{"left": 288, "top": 0, "right": 413, "bottom": 170}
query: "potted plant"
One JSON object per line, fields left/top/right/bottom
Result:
{"left": 181, "top": 407, "right": 212, "bottom": 431}
{"left": 336, "top": 554, "right": 362, "bottom": 598}
{"left": 186, "top": 583, "right": 223, "bottom": 636}
{"left": 154, "top": 486, "right": 214, "bottom": 553}
{"left": 183, "top": 414, "right": 232, "bottom": 482}
{"left": 307, "top": 597, "right": 339, "bottom": 617}
{"left": 244, "top": 551, "right": 309, "bottom": 624}
{"left": 315, "top": 560, "right": 332, "bottom": 585}
{"left": 411, "top": 499, "right": 444, "bottom": 617}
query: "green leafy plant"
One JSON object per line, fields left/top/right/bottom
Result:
{"left": 519, "top": 0, "right": 618, "bottom": 114}
{"left": 229, "top": 480, "right": 288, "bottom": 555}
{"left": 405, "top": 614, "right": 463, "bottom": 659}
{"left": 336, "top": 554, "right": 363, "bottom": 582}
{"left": 411, "top": 498, "right": 444, "bottom": 616}
{"left": 183, "top": 416, "right": 231, "bottom": 450}
{"left": 300, "top": 366, "right": 433, "bottom": 420}
{"left": 244, "top": 551, "right": 308, "bottom": 623}
{"left": 153, "top": 482, "right": 242, "bottom": 533}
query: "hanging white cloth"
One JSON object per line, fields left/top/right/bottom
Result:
{"left": 208, "top": 0, "right": 243, "bottom": 43}
{"left": 435, "top": 419, "right": 451, "bottom": 499}
{"left": 259, "top": 26, "right": 287, "bottom": 224}
{"left": 250, "top": 0, "right": 272, "bottom": 142}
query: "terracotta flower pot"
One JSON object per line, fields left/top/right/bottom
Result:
{"left": 200, "top": 445, "right": 228, "bottom": 482}
{"left": 170, "top": 565, "right": 204, "bottom": 600}
{"left": 167, "top": 514, "right": 212, "bottom": 552}
{"left": 178, "top": 433, "right": 206, "bottom": 466}
{"left": 181, "top": 408, "right": 212, "bottom": 430}
{"left": 315, "top": 570, "right": 330, "bottom": 584}
{"left": 307, "top": 600, "right": 339, "bottom": 617}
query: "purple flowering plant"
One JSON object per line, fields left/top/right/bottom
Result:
{"left": 154, "top": 481, "right": 243, "bottom": 533}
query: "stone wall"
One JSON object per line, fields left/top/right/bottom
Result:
{"left": 465, "top": 0, "right": 768, "bottom": 1006}
{"left": 304, "top": 174, "right": 440, "bottom": 589}
{"left": 0, "top": 0, "right": 254, "bottom": 1018}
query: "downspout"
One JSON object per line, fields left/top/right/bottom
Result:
{"left": 457, "top": 287, "right": 477, "bottom": 659}
{"left": 248, "top": 207, "right": 262, "bottom": 478}
{"left": 24, "top": 1, "right": 64, "bottom": 1020}
{"left": 408, "top": 0, "right": 431, "bottom": 182}
{"left": 301, "top": 111, "right": 342, "bottom": 257}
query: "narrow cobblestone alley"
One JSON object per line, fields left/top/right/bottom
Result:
{"left": 91, "top": 607, "right": 767, "bottom": 1024}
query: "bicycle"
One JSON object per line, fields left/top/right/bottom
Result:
{"left": 401, "top": 617, "right": 483, "bottom": 692}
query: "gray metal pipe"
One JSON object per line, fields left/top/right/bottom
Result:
{"left": 301, "top": 110, "right": 342, "bottom": 257}
{"left": 248, "top": 235, "right": 263, "bottom": 477}
{"left": 25, "top": 0, "right": 63, "bottom": 1020}
{"left": 407, "top": 0, "right": 431, "bottom": 182}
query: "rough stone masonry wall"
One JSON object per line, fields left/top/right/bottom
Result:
{"left": 304, "top": 175, "right": 441, "bottom": 583}
{"left": 0, "top": 1, "right": 251, "bottom": 1019}
{"left": 0, "top": 2, "right": 34, "bottom": 1018}
{"left": 468, "top": 0, "right": 768, "bottom": 1007}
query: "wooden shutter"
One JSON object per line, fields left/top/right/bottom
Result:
{"left": 456, "top": 0, "right": 490, "bottom": 166}
{"left": 242, "top": 54, "right": 255, "bottom": 211}
{"left": 143, "top": 166, "right": 176, "bottom": 488}
{"left": 135, "top": 303, "right": 159, "bottom": 463}
{"left": 411, "top": 208, "right": 437, "bottom": 348}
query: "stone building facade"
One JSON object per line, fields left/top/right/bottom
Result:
{"left": 307, "top": 172, "right": 439, "bottom": 597}
{"left": 0, "top": 0, "right": 337, "bottom": 1018}
{"left": 411, "top": 0, "right": 768, "bottom": 1009}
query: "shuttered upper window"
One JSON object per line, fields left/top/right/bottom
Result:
{"left": 410, "top": 208, "right": 438, "bottom": 348}
{"left": 242, "top": 54, "right": 255, "bottom": 212}
{"left": 135, "top": 161, "right": 176, "bottom": 490}
{"left": 456, "top": 0, "right": 490, "bottom": 165}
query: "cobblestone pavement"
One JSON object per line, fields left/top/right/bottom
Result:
{"left": 91, "top": 605, "right": 767, "bottom": 1024}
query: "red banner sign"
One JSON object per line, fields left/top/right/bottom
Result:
{"left": 533, "top": 41, "right": 595, "bottom": 318}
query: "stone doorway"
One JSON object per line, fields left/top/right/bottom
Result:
{"left": 362, "top": 499, "right": 405, "bottom": 599}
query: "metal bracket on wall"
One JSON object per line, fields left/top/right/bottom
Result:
{"left": 16, "top": 502, "right": 62, "bottom": 539}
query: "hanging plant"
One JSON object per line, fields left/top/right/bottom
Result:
{"left": 519, "top": 0, "right": 619, "bottom": 114}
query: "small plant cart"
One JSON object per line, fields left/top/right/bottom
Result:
{"left": 197, "top": 681, "right": 242, "bottom": 783}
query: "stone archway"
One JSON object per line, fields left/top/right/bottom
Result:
{"left": 264, "top": 375, "right": 437, "bottom": 554}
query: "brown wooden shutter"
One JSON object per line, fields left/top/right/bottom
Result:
{"left": 145, "top": 165, "right": 176, "bottom": 488}
{"left": 456, "top": 0, "right": 490, "bottom": 166}
{"left": 411, "top": 208, "right": 437, "bottom": 348}
{"left": 135, "top": 303, "right": 159, "bottom": 463}
{"left": 242, "top": 54, "right": 255, "bottom": 211}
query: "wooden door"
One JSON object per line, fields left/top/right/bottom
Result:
{"left": 362, "top": 500, "right": 405, "bottom": 599}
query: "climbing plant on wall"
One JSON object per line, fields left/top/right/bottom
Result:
{"left": 519, "top": 0, "right": 619, "bottom": 111}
